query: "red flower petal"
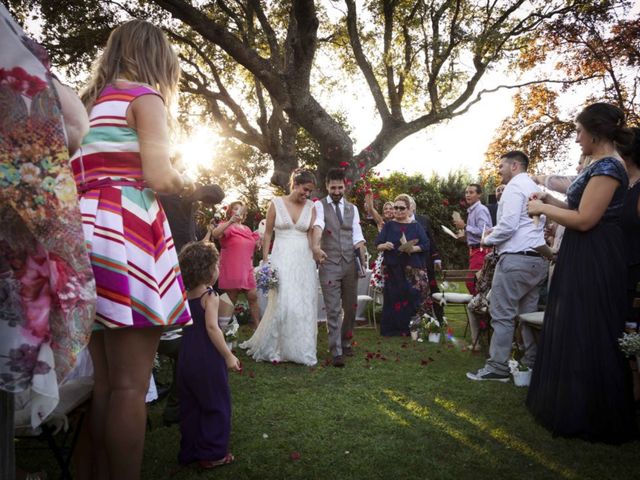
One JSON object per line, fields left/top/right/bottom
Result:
{"left": 290, "top": 451, "right": 301, "bottom": 461}
{"left": 339, "top": 161, "right": 350, "bottom": 167}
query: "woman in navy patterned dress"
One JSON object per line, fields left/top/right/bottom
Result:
{"left": 525, "top": 103, "right": 638, "bottom": 443}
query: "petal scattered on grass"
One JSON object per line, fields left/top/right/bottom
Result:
{"left": 290, "top": 451, "right": 301, "bottom": 461}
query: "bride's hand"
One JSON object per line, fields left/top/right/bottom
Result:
{"left": 313, "top": 247, "right": 327, "bottom": 264}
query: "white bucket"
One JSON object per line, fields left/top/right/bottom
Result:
{"left": 512, "top": 369, "right": 532, "bottom": 387}
{"left": 428, "top": 333, "right": 441, "bottom": 343}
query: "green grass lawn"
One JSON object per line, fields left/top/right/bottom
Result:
{"left": 16, "top": 312, "right": 639, "bottom": 479}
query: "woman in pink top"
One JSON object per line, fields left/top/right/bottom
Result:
{"left": 211, "top": 201, "right": 261, "bottom": 327}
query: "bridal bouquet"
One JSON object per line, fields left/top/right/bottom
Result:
{"left": 255, "top": 263, "right": 279, "bottom": 294}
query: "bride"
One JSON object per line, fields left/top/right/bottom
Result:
{"left": 240, "top": 169, "right": 319, "bottom": 366}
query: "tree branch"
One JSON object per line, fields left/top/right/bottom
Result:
{"left": 344, "top": 0, "right": 391, "bottom": 122}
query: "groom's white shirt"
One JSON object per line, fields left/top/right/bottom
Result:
{"left": 313, "top": 197, "right": 365, "bottom": 247}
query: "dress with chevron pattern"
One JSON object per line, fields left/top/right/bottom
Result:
{"left": 70, "top": 84, "right": 191, "bottom": 329}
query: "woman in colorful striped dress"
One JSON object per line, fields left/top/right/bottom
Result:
{"left": 71, "top": 20, "right": 193, "bottom": 479}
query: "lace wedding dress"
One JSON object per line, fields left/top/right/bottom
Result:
{"left": 240, "top": 197, "right": 318, "bottom": 366}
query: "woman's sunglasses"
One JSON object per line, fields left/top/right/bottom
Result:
{"left": 393, "top": 205, "right": 407, "bottom": 211}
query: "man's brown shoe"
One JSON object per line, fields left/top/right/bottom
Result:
{"left": 342, "top": 345, "right": 354, "bottom": 357}
{"left": 332, "top": 355, "right": 345, "bottom": 367}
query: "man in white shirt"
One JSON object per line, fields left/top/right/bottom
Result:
{"left": 312, "top": 168, "right": 366, "bottom": 367}
{"left": 467, "top": 151, "right": 548, "bottom": 382}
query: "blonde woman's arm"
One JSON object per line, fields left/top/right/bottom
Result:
{"left": 129, "top": 94, "right": 193, "bottom": 195}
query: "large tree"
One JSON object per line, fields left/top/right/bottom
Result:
{"left": 9, "top": 0, "right": 615, "bottom": 189}
{"left": 481, "top": 1, "right": 638, "bottom": 180}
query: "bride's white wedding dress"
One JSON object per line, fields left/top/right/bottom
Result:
{"left": 240, "top": 197, "right": 318, "bottom": 366}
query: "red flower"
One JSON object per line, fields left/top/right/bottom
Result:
{"left": 393, "top": 302, "right": 402, "bottom": 311}
{"left": 359, "top": 162, "right": 365, "bottom": 168}
{"left": 290, "top": 451, "right": 301, "bottom": 461}
{"left": 346, "top": 330, "right": 353, "bottom": 339}
{"left": 339, "top": 161, "right": 350, "bottom": 167}
{"left": 442, "top": 199, "right": 450, "bottom": 206}
{"left": 0, "top": 67, "right": 47, "bottom": 97}
{"left": 312, "top": 197, "right": 319, "bottom": 202}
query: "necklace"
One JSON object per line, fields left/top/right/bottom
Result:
{"left": 114, "top": 78, "right": 152, "bottom": 87}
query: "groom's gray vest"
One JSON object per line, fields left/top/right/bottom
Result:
{"left": 321, "top": 197, "right": 355, "bottom": 265}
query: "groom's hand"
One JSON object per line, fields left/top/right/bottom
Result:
{"left": 313, "top": 247, "right": 327, "bottom": 264}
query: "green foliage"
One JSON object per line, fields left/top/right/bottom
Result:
{"left": 195, "top": 139, "right": 272, "bottom": 231}
{"left": 349, "top": 170, "right": 482, "bottom": 269}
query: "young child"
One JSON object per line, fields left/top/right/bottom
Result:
{"left": 177, "top": 241, "right": 241, "bottom": 469}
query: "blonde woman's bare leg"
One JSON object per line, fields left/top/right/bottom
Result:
{"left": 103, "top": 327, "right": 162, "bottom": 480}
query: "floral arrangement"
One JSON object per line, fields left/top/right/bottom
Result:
{"left": 508, "top": 358, "right": 530, "bottom": 373}
{"left": 255, "top": 263, "right": 279, "bottom": 294}
{"left": 618, "top": 332, "right": 640, "bottom": 357}
{"left": 409, "top": 314, "right": 449, "bottom": 340}
{"left": 224, "top": 316, "right": 240, "bottom": 343}
{"left": 233, "top": 300, "right": 251, "bottom": 325}
{"left": 422, "top": 314, "right": 447, "bottom": 334}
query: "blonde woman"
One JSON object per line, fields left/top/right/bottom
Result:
{"left": 375, "top": 194, "right": 430, "bottom": 336}
{"left": 70, "top": 20, "right": 193, "bottom": 479}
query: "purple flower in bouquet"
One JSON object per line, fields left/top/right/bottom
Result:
{"left": 255, "top": 263, "right": 279, "bottom": 294}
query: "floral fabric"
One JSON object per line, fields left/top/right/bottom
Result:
{"left": 0, "top": 4, "right": 95, "bottom": 427}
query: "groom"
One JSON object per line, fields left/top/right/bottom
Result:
{"left": 312, "top": 168, "right": 366, "bottom": 367}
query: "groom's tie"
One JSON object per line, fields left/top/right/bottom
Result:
{"left": 333, "top": 200, "right": 343, "bottom": 225}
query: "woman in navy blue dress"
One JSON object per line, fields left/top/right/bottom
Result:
{"left": 376, "top": 194, "right": 430, "bottom": 336}
{"left": 526, "top": 103, "right": 638, "bottom": 443}
{"left": 177, "top": 241, "right": 241, "bottom": 468}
